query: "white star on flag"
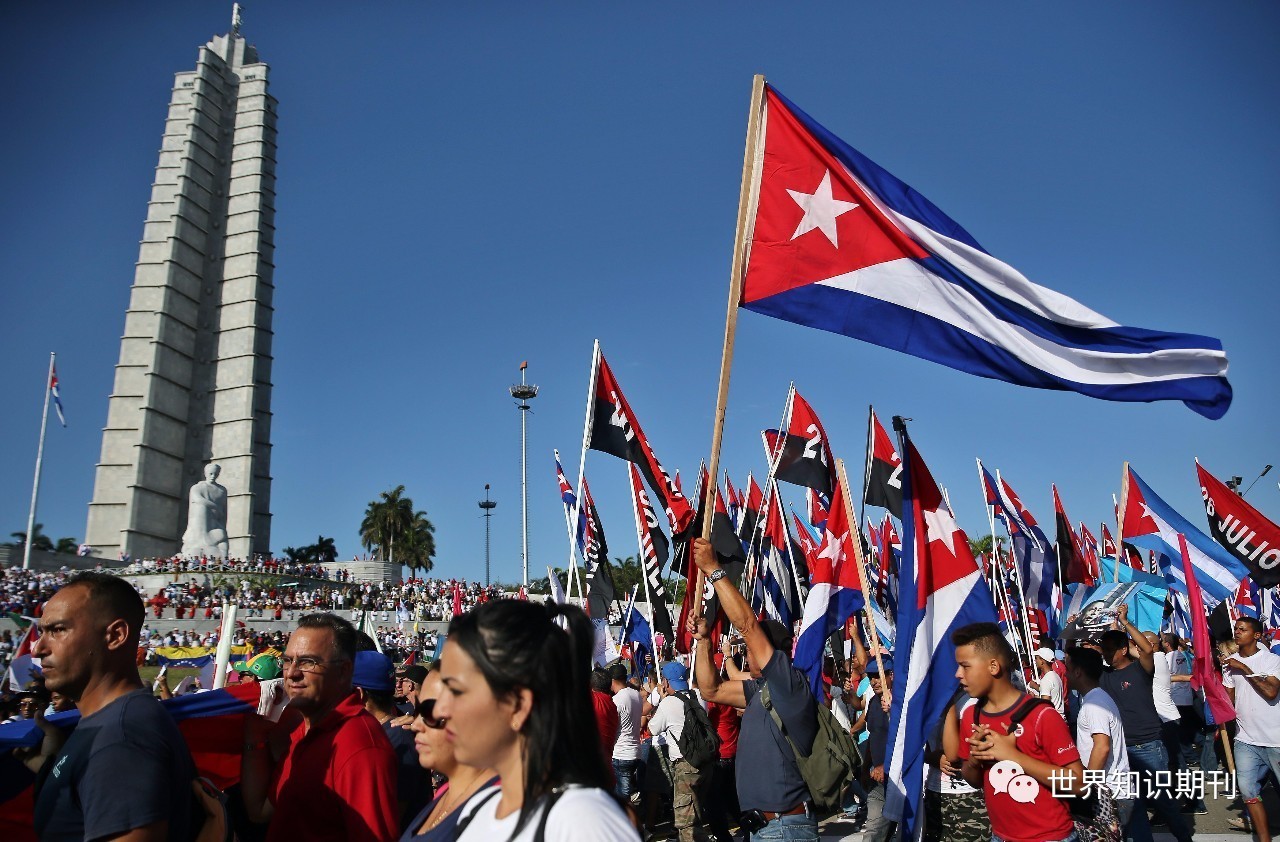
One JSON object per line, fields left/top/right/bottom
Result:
{"left": 818, "top": 530, "right": 848, "bottom": 567}
{"left": 921, "top": 505, "right": 961, "bottom": 555}
{"left": 787, "top": 169, "right": 859, "bottom": 247}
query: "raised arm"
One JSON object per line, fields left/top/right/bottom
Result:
{"left": 691, "top": 615, "right": 747, "bottom": 709}
{"left": 692, "top": 537, "right": 774, "bottom": 674}
{"left": 1118, "top": 604, "right": 1155, "bottom": 674}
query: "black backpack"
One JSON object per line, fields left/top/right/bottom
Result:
{"left": 672, "top": 690, "right": 720, "bottom": 769}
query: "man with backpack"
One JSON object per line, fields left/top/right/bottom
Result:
{"left": 689, "top": 537, "right": 832, "bottom": 842}
{"left": 649, "top": 660, "right": 714, "bottom": 842}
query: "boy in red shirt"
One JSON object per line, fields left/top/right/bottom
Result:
{"left": 945, "top": 622, "right": 1086, "bottom": 842}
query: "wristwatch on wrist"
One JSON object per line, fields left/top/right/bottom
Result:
{"left": 706, "top": 568, "right": 727, "bottom": 585}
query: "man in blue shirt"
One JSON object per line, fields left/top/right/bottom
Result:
{"left": 31, "top": 572, "right": 197, "bottom": 841}
{"left": 690, "top": 537, "right": 822, "bottom": 841}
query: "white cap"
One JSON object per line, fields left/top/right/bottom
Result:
{"left": 1034, "top": 647, "right": 1056, "bottom": 663}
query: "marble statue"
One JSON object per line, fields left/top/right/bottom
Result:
{"left": 181, "top": 463, "right": 229, "bottom": 559}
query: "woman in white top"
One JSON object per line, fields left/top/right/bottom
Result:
{"left": 435, "top": 599, "right": 638, "bottom": 841}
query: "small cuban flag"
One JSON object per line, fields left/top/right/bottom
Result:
{"left": 50, "top": 365, "right": 66, "bottom": 427}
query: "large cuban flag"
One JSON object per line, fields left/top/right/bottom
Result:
{"left": 884, "top": 432, "right": 999, "bottom": 839}
{"left": 739, "top": 85, "right": 1232, "bottom": 419}
{"left": 793, "top": 476, "right": 864, "bottom": 699}
{"left": 1122, "top": 466, "right": 1249, "bottom": 605}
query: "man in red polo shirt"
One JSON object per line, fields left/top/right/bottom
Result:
{"left": 241, "top": 613, "right": 398, "bottom": 842}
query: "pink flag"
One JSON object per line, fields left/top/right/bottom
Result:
{"left": 1180, "top": 533, "right": 1235, "bottom": 724}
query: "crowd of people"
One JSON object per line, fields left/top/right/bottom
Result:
{"left": 1, "top": 541, "right": 1278, "bottom": 842}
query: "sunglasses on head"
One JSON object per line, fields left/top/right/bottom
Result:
{"left": 416, "top": 698, "right": 446, "bottom": 729}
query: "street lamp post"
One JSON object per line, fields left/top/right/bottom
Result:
{"left": 1243, "top": 465, "right": 1274, "bottom": 497}
{"left": 510, "top": 362, "right": 538, "bottom": 588}
{"left": 478, "top": 484, "right": 496, "bottom": 587}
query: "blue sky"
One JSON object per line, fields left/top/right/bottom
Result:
{"left": 2, "top": 2, "right": 1277, "bottom": 585}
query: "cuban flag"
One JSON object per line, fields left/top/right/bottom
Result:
{"left": 793, "top": 476, "right": 865, "bottom": 698}
{"left": 756, "top": 485, "right": 801, "bottom": 626}
{"left": 554, "top": 449, "right": 587, "bottom": 550}
{"left": 739, "top": 85, "right": 1231, "bottom": 419}
{"left": 49, "top": 365, "right": 66, "bottom": 427}
{"left": 1122, "top": 466, "right": 1248, "bottom": 605}
{"left": 884, "top": 432, "right": 998, "bottom": 839}
{"left": 983, "top": 467, "right": 1059, "bottom": 635}
{"left": 4, "top": 621, "right": 40, "bottom": 693}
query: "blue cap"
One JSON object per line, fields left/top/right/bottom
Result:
{"left": 661, "top": 661, "right": 690, "bottom": 691}
{"left": 352, "top": 651, "right": 395, "bottom": 693}
{"left": 865, "top": 658, "right": 894, "bottom": 676}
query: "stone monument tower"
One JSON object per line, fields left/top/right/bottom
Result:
{"left": 85, "top": 10, "right": 276, "bottom": 561}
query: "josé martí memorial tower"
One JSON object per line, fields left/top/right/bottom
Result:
{"left": 85, "top": 9, "right": 276, "bottom": 562}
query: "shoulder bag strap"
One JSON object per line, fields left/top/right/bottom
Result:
{"left": 760, "top": 683, "right": 807, "bottom": 762}
{"left": 450, "top": 787, "right": 501, "bottom": 838}
{"left": 532, "top": 787, "right": 569, "bottom": 842}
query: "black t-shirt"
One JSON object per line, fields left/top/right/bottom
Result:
{"left": 34, "top": 689, "right": 196, "bottom": 841}
{"left": 1100, "top": 660, "right": 1162, "bottom": 745}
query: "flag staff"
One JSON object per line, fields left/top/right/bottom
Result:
{"left": 554, "top": 448, "right": 587, "bottom": 603}
{"left": 836, "top": 458, "right": 887, "bottom": 681}
{"left": 1115, "top": 463, "right": 1130, "bottom": 584}
{"left": 695, "top": 74, "right": 767, "bottom": 616}
{"left": 626, "top": 465, "right": 662, "bottom": 642}
{"left": 23, "top": 353, "right": 56, "bottom": 571}
{"left": 570, "top": 341, "right": 602, "bottom": 600}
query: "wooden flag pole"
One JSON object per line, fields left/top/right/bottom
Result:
{"left": 694, "top": 73, "right": 767, "bottom": 618}
{"left": 1115, "top": 461, "right": 1130, "bottom": 583}
{"left": 837, "top": 458, "right": 887, "bottom": 680}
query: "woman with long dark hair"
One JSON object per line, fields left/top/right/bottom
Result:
{"left": 435, "top": 599, "right": 637, "bottom": 840}
{"left": 400, "top": 663, "right": 498, "bottom": 840}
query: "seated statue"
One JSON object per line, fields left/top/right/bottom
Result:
{"left": 181, "top": 463, "right": 229, "bottom": 559}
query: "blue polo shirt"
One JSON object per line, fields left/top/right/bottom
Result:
{"left": 738, "top": 649, "right": 818, "bottom": 812}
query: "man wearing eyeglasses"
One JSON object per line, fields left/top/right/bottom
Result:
{"left": 240, "top": 613, "right": 398, "bottom": 842}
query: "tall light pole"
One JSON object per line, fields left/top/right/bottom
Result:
{"left": 478, "top": 484, "right": 496, "bottom": 587}
{"left": 510, "top": 362, "right": 538, "bottom": 587}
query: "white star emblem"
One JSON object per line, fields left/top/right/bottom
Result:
{"left": 921, "top": 505, "right": 960, "bottom": 555}
{"left": 787, "top": 170, "right": 859, "bottom": 247}
{"left": 818, "top": 530, "right": 848, "bottom": 567}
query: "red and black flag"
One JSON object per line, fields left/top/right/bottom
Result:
{"left": 703, "top": 467, "right": 748, "bottom": 565}
{"left": 628, "top": 464, "right": 675, "bottom": 639}
{"left": 580, "top": 479, "right": 617, "bottom": 619}
{"left": 1052, "top": 485, "right": 1090, "bottom": 586}
{"left": 863, "top": 408, "right": 903, "bottom": 519}
{"left": 673, "top": 470, "right": 746, "bottom": 653}
{"left": 737, "top": 474, "right": 765, "bottom": 544}
{"left": 586, "top": 347, "right": 695, "bottom": 537}
{"left": 761, "top": 387, "right": 837, "bottom": 500}
{"left": 1197, "top": 461, "right": 1280, "bottom": 587}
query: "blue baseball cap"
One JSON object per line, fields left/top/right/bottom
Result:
{"left": 661, "top": 661, "right": 690, "bottom": 691}
{"left": 352, "top": 651, "right": 395, "bottom": 693}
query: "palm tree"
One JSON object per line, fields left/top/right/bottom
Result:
{"left": 9, "top": 524, "right": 53, "bottom": 553}
{"left": 969, "top": 534, "right": 994, "bottom": 557}
{"left": 54, "top": 537, "right": 79, "bottom": 555}
{"left": 360, "top": 485, "right": 413, "bottom": 562}
{"left": 397, "top": 511, "right": 436, "bottom": 576}
{"left": 313, "top": 535, "right": 338, "bottom": 564}
{"left": 360, "top": 487, "right": 435, "bottom": 574}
